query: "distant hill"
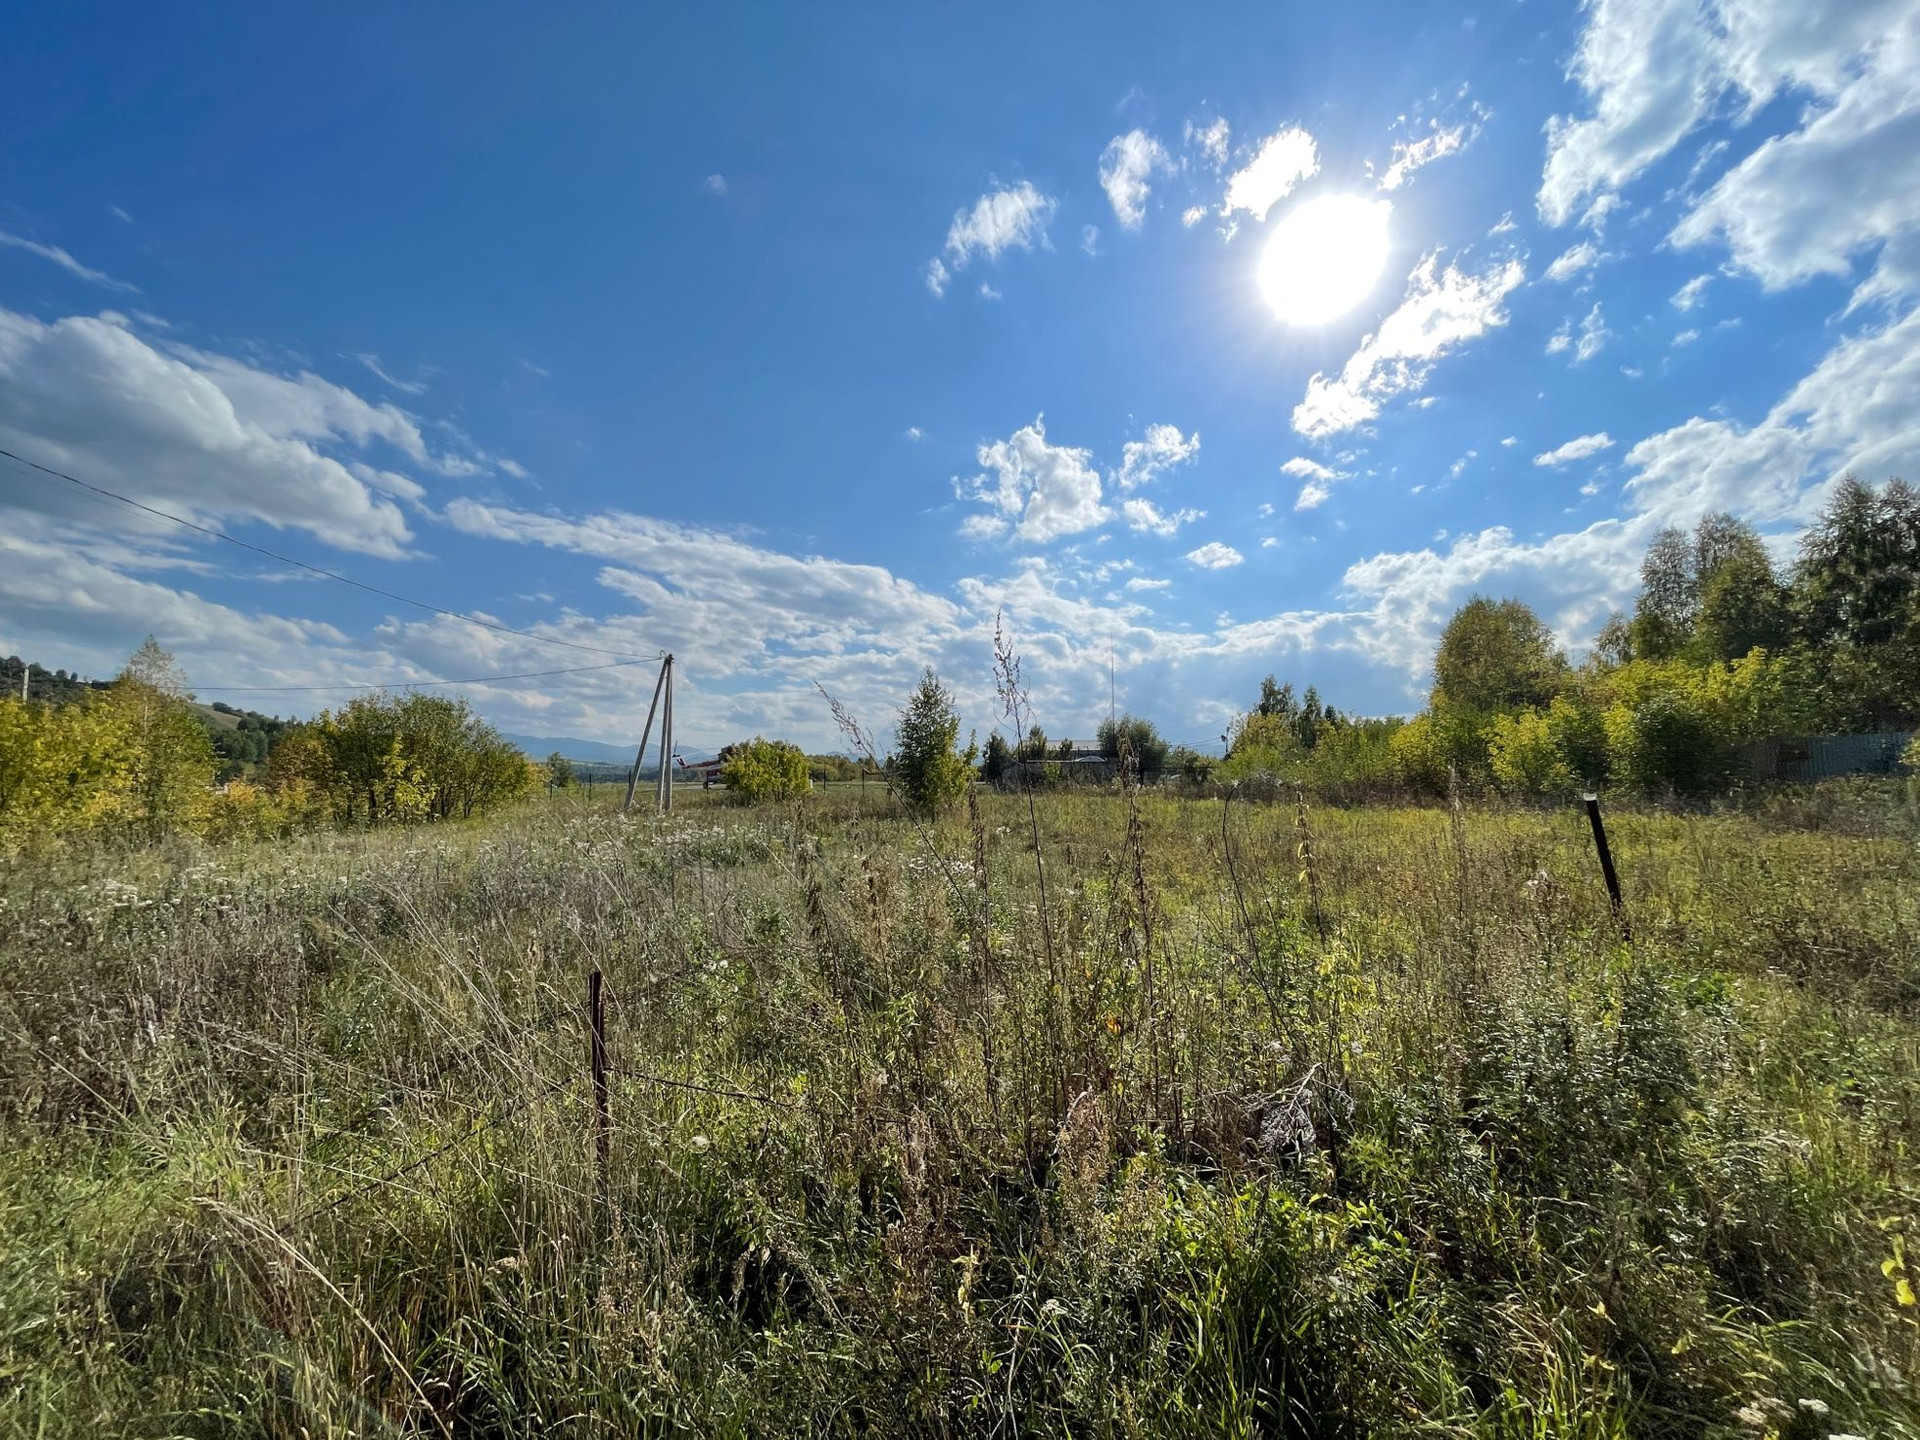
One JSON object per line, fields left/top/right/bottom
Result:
{"left": 502, "top": 733, "right": 641, "bottom": 766}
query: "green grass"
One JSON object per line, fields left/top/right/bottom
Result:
{"left": 1, "top": 782, "right": 1916, "bottom": 1436}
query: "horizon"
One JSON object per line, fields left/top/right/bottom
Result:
{"left": 3, "top": 2, "right": 1916, "bottom": 754}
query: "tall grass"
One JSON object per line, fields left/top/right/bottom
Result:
{"left": 1, "top": 782, "right": 1915, "bottom": 1436}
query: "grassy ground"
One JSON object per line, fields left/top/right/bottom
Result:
{"left": 1, "top": 781, "right": 1916, "bottom": 1437}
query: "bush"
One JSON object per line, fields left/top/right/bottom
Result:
{"left": 721, "top": 737, "right": 812, "bottom": 803}
{"left": 1488, "top": 708, "right": 1575, "bottom": 796}
{"left": 1607, "top": 692, "right": 1731, "bottom": 796}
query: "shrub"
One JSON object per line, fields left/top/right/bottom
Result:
{"left": 1607, "top": 692, "right": 1731, "bottom": 796}
{"left": 1488, "top": 707, "right": 1575, "bottom": 796}
{"left": 721, "top": 736, "right": 812, "bottom": 803}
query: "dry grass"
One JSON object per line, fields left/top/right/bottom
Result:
{"left": 1, "top": 780, "right": 1916, "bottom": 1436}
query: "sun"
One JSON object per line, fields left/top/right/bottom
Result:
{"left": 1258, "top": 195, "right": 1392, "bottom": 326}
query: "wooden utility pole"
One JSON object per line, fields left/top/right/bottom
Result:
{"left": 622, "top": 657, "right": 671, "bottom": 813}
{"left": 656, "top": 657, "right": 675, "bottom": 814}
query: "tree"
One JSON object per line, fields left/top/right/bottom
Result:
{"left": 1794, "top": 476, "right": 1920, "bottom": 650}
{"left": 1695, "top": 548, "right": 1789, "bottom": 663}
{"left": 545, "top": 751, "right": 576, "bottom": 789}
{"left": 893, "top": 667, "right": 974, "bottom": 815}
{"left": 721, "top": 736, "right": 811, "bottom": 803}
{"left": 1431, "top": 597, "right": 1567, "bottom": 713}
{"left": 109, "top": 638, "right": 215, "bottom": 840}
{"left": 1097, "top": 713, "right": 1169, "bottom": 775}
{"left": 1589, "top": 611, "right": 1635, "bottom": 669}
{"left": 1631, "top": 526, "right": 1698, "bottom": 660}
{"left": 979, "top": 732, "right": 1012, "bottom": 782}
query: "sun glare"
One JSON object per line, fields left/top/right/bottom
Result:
{"left": 1258, "top": 195, "right": 1392, "bottom": 326}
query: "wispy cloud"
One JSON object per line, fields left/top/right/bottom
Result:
{"left": 1222, "top": 126, "right": 1319, "bottom": 222}
{"left": 1533, "top": 432, "right": 1615, "bottom": 467}
{"left": 0, "top": 227, "right": 137, "bottom": 293}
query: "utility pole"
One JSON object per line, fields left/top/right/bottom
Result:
{"left": 622, "top": 655, "right": 671, "bottom": 813}
{"left": 656, "top": 656, "right": 675, "bottom": 814}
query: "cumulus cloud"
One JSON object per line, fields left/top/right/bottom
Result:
{"left": 1222, "top": 126, "right": 1319, "bottom": 221}
{"left": 1185, "top": 541, "right": 1244, "bottom": 569}
{"left": 1291, "top": 253, "right": 1527, "bottom": 439}
{"left": 703, "top": 174, "right": 728, "bottom": 196}
{"left": 0, "top": 307, "right": 429, "bottom": 557}
{"left": 1115, "top": 423, "right": 1201, "bottom": 489}
{"left": 1099, "top": 129, "right": 1173, "bottom": 229}
{"left": 1537, "top": 0, "right": 1917, "bottom": 302}
{"left": 1622, "top": 302, "right": 1920, "bottom": 526}
{"left": 1670, "top": 12, "right": 1920, "bottom": 294}
{"left": 959, "top": 416, "right": 1107, "bottom": 544}
{"left": 0, "top": 227, "right": 137, "bottom": 292}
{"left": 1533, "top": 432, "right": 1616, "bottom": 466}
{"left": 1281, "top": 456, "right": 1350, "bottom": 511}
{"left": 1545, "top": 241, "right": 1601, "bottom": 282}
{"left": 1122, "top": 498, "right": 1204, "bottom": 536}
{"left": 1671, "top": 274, "right": 1712, "bottom": 310}
{"left": 927, "top": 181, "right": 1057, "bottom": 296}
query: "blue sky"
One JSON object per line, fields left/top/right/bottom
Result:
{"left": 3, "top": 1, "right": 1917, "bottom": 752}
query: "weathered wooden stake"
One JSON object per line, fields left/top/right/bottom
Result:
{"left": 1582, "top": 792, "right": 1630, "bottom": 940}
{"left": 588, "top": 968, "right": 610, "bottom": 1193}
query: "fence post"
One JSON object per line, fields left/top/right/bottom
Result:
{"left": 1582, "top": 793, "right": 1630, "bottom": 941}
{"left": 588, "top": 969, "right": 610, "bottom": 1197}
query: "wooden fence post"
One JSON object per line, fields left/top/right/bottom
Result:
{"left": 1582, "top": 792, "right": 1630, "bottom": 941}
{"left": 588, "top": 969, "right": 610, "bottom": 1196}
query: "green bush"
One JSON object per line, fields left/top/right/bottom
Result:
{"left": 1607, "top": 691, "right": 1731, "bottom": 795}
{"left": 721, "top": 736, "right": 812, "bottom": 803}
{"left": 1488, "top": 707, "right": 1575, "bottom": 796}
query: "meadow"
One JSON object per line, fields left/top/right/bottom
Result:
{"left": 1, "top": 779, "right": 1916, "bottom": 1437}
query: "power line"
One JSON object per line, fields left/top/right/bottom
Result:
{"left": 198, "top": 658, "right": 653, "bottom": 694}
{"left": 1, "top": 446, "right": 661, "bottom": 663}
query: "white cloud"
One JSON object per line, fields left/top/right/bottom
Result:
{"left": 1448, "top": 450, "right": 1477, "bottom": 479}
{"left": 1538, "top": 0, "right": 1916, "bottom": 245}
{"left": 1533, "top": 432, "right": 1616, "bottom": 466}
{"left": 1547, "top": 304, "right": 1611, "bottom": 364}
{"left": 1122, "top": 498, "right": 1204, "bottom": 536}
{"left": 979, "top": 282, "right": 1002, "bottom": 300}
{"left": 1115, "top": 422, "right": 1201, "bottom": 489}
{"left": 905, "top": 426, "right": 924, "bottom": 442}
{"left": 1671, "top": 274, "right": 1712, "bottom": 310}
{"left": 1489, "top": 212, "right": 1518, "bottom": 236}
{"left": 1544, "top": 241, "right": 1600, "bottom": 282}
{"left": 1222, "top": 126, "right": 1319, "bottom": 221}
{"left": 1125, "top": 575, "right": 1171, "bottom": 592}
{"left": 1292, "top": 253, "right": 1527, "bottom": 439}
{"left": 1623, "top": 302, "right": 1920, "bottom": 527}
{"left": 960, "top": 513, "right": 1008, "bottom": 541}
{"left": 1379, "top": 119, "right": 1477, "bottom": 191}
{"left": 1099, "top": 129, "right": 1173, "bottom": 229}
{"left": 1670, "top": 12, "right": 1920, "bottom": 295}
{"left": 1181, "top": 206, "right": 1207, "bottom": 228}
{"left": 1281, "top": 455, "right": 1350, "bottom": 511}
{"left": 960, "top": 416, "right": 1107, "bottom": 544}
{"left": 1294, "top": 482, "right": 1332, "bottom": 511}
{"left": 353, "top": 352, "right": 428, "bottom": 396}
{"left": 1671, "top": 328, "right": 1700, "bottom": 347}
{"left": 1081, "top": 224, "right": 1100, "bottom": 256}
{"left": 1185, "top": 542, "right": 1244, "bottom": 569}
{"left": 0, "top": 307, "right": 431, "bottom": 557}
{"left": 0, "top": 227, "right": 137, "bottom": 292}
{"left": 927, "top": 181, "right": 1057, "bottom": 296}
{"left": 703, "top": 174, "right": 728, "bottom": 197}
{"left": 1185, "top": 116, "right": 1230, "bottom": 170}
{"left": 1500, "top": 435, "right": 1518, "bottom": 446}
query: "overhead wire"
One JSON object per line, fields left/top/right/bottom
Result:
{"left": 0, "top": 445, "right": 662, "bottom": 663}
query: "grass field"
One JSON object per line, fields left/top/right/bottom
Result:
{"left": 2, "top": 781, "right": 1916, "bottom": 1437}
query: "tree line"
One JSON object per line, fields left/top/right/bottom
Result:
{"left": 1220, "top": 476, "right": 1919, "bottom": 798}
{"left": 0, "top": 640, "right": 541, "bottom": 852}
